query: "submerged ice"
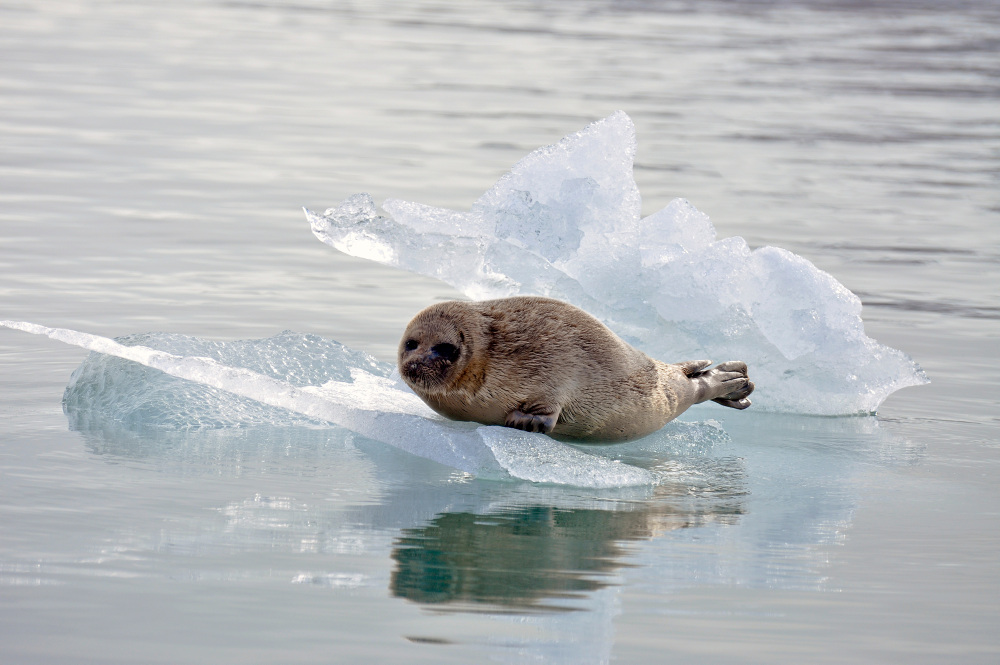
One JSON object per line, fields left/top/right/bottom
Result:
{"left": 307, "top": 111, "right": 927, "bottom": 415}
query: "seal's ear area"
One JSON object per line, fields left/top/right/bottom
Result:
{"left": 677, "top": 359, "right": 713, "bottom": 376}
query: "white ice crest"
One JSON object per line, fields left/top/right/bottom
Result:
{"left": 306, "top": 111, "right": 927, "bottom": 415}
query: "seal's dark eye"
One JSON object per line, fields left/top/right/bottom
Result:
{"left": 431, "top": 343, "right": 460, "bottom": 362}
{"left": 404, "top": 339, "right": 419, "bottom": 351}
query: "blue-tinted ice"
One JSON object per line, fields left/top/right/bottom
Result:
{"left": 306, "top": 111, "right": 928, "bottom": 415}
{"left": 2, "top": 321, "right": 666, "bottom": 487}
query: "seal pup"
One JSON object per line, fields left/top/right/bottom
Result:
{"left": 398, "top": 296, "right": 754, "bottom": 442}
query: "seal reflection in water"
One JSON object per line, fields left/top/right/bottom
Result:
{"left": 398, "top": 296, "right": 754, "bottom": 442}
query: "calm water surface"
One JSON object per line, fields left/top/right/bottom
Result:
{"left": 2, "top": 1, "right": 998, "bottom": 663}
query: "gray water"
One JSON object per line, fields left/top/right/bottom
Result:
{"left": 2, "top": 0, "right": 998, "bottom": 662}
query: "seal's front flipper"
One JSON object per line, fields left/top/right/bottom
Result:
{"left": 505, "top": 403, "right": 561, "bottom": 434}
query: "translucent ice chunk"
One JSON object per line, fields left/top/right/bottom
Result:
{"left": 61, "top": 330, "right": 386, "bottom": 430}
{"left": 2, "top": 321, "right": 661, "bottom": 487}
{"left": 480, "top": 427, "right": 659, "bottom": 487}
{"left": 307, "top": 111, "right": 927, "bottom": 414}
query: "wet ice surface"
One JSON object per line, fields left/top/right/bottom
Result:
{"left": 307, "top": 112, "right": 928, "bottom": 416}
{"left": 4, "top": 322, "right": 665, "bottom": 487}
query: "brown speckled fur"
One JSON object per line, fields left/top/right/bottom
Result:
{"left": 398, "top": 296, "right": 752, "bottom": 443}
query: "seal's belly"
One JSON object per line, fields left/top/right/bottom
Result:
{"left": 554, "top": 408, "right": 670, "bottom": 443}
{"left": 552, "top": 389, "right": 672, "bottom": 442}
{"left": 427, "top": 398, "right": 509, "bottom": 428}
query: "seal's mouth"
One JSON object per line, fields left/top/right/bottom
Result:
{"left": 401, "top": 357, "right": 452, "bottom": 390}
{"left": 399, "top": 338, "right": 462, "bottom": 391}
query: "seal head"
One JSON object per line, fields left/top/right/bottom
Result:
{"left": 397, "top": 303, "right": 487, "bottom": 397}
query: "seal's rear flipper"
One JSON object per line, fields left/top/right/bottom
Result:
{"left": 713, "top": 379, "right": 754, "bottom": 409}
{"left": 686, "top": 360, "right": 754, "bottom": 409}
{"left": 677, "top": 359, "right": 713, "bottom": 376}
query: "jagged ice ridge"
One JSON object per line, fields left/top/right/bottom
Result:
{"left": 306, "top": 111, "right": 927, "bottom": 415}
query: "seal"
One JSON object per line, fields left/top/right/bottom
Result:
{"left": 398, "top": 296, "right": 754, "bottom": 442}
